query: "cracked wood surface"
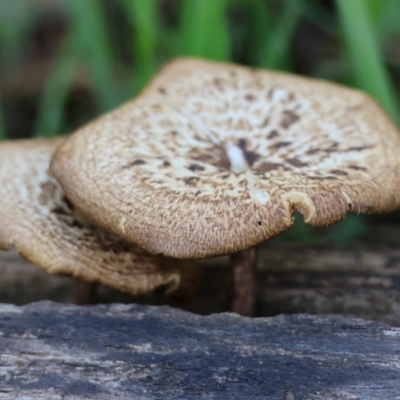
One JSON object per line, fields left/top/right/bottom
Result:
{"left": 1, "top": 302, "right": 400, "bottom": 399}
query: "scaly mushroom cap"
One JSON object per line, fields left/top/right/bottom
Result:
{"left": 0, "top": 138, "right": 181, "bottom": 295}
{"left": 51, "top": 58, "right": 400, "bottom": 258}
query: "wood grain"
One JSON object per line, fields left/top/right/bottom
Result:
{"left": 1, "top": 302, "right": 400, "bottom": 399}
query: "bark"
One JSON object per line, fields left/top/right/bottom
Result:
{"left": 1, "top": 302, "right": 400, "bottom": 399}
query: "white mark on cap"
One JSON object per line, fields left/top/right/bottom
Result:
{"left": 342, "top": 191, "right": 353, "bottom": 210}
{"left": 246, "top": 169, "right": 270, "bottom": 204}
{"left": 119, "top": 217, "right": 127, "bottom": 233}
{"left": 225, "top": 141, "right": 247, "bottom": 174}
{"left": 225, "top": 141, "right": 270, "bottom": 210}
{"left": 272, "top": 88, "right": 288, "bottom": 104}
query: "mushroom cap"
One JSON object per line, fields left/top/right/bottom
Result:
{"left": 0, "top": 138, "right": 181, "bottom": 295}
{"left": 51, "top": 58, "right": 400, "bottom": 259}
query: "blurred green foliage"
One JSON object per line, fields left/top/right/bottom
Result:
{"left": 0, "top": 0, "right": 398, "bottom": 137}
{"left": 34, "top": 31, "right": 80, "bottom": 138}
{"left": 337, "top": 0, "right": 400, "bottom": 124}
{"left": 0, "top": 0, "right": 399, "bottom": 244}
{"left": 177, "top": 0, "right": 230, "bottom": 61}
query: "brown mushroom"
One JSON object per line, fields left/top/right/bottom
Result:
{"left": 51, "top": 58, "right": 400, "bottom": 315}
{"left": 0, "top": 138, "right": 183, "bottom": 297}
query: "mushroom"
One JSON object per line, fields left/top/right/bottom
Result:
{"left": 51, "top": 58, "right": 400, "bottom": 316}
{"left": 0, "top": 138, "right": 183, "bottom": 297}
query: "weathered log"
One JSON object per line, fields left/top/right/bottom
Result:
{"left": 2, "top": 244, "right": 400, "bottom": 325}
{"left": 1, "top": 302, "right": 400, "bottom": 399}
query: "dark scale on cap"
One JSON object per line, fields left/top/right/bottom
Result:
{"left": 244, "top": 151, "right": 259, "bottom": 166}
{"left": 184, "top": 177, "right": 199, "bottom": 187}
{"left": 188, "top": 164, "right": 205, "bottom": 172}
{"left": 132, "top": 159, "right": 146, "bottom": 165}
{"left": 286, "top": 158, "right": 308, "bottom": 168}
{"left": 71, "top": 219, "right": 84, "bottom": 229}
{"left": 236, "top": 139, "right": 259, "bottom": 166}
{"left": 273, "top": 141, "right": 292, "bottom": 149}
{"left": 163, "top": 160, "right": 171, "bottom": 167}
{"left": 256, "top": 162, "right": 282, "bottom": 173}
{"left": 348, "top": 165, "right": 367, "bottom": 171}
{"left": 122, "top": 159, "right": 146, "bottom": 169}
{"left": 348, "top": 146, "right": 372, "bottom": 152}
{"left": 324, "top": 142, "right": 340, "bottom": 153}
{"left": 306, "top": 149, "right": 319, "bottom": 155}
{"left": 52, "top": 206, "right": 68, "bottom": 216}
{"left": 158, "top": 87, "right": 167, "bottom": 95}
{"left": 191, "top": 148, "right": 231, "bottom": 170}
{"left": 245, "top": 94, "right": 255, "bottom": 102}
{"left": 331, "top": 170, "right": 348, "bottom": 176}
{"left": 280, "top": 110, "right": 300, "bottom": 129}
{"left": 267, "top": 130, "right": 279, "bottom": 139}
{"left": 308, "top": 176, "right": 337, "bottom": 180}
{"left": 238, "top": 138, "right": 247, "bottom": 150}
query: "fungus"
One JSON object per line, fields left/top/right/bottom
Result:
{"left": 0, "top": 138, "right": 182, "bottom": 296}
{"left": 51, "top": 58, "right": 400, "bottom": 315}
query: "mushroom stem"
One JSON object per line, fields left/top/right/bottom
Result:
{"left": 75, "top": 281, "right": 98, "bottom": 305}
{"left": 231, "top": 247, "right": 257, "bottom": 316}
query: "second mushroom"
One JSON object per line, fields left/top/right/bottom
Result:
{"left": 0, "top": 138, "right": 185, "bottom": 301}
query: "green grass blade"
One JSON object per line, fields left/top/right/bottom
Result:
{"left": 122, "top": 0, "right": 158, "bottom": 93}
{"left": 300, "top": 0, "right": 337, "bottom": 36}
{"left": 0, "top": 0, "right": 37, "bottom": 64}
{"left": 258, "top": 0, "right": 303, "bottom": 70}
{"left": 177, "top": 0, "right": 230, "bottom": 61}
{"left": 364, "top": 0, "right": 385, "bottom": 26}
{"left": 62, "top": 0, "right": 122, "bottom": 111}
{"left": 376, "top": 0, "right": 400, "bottom": 37}
{"left": 336, "top": 0, "right": 400, "bottom": 125}
{"left": 228, "top": 0, "right": 271, "bottom": 66}
{"left": 34, "top": 32, "right": 79, "bottom": 138}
